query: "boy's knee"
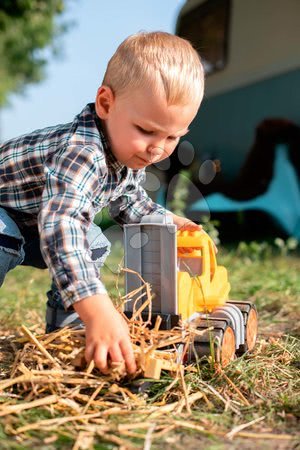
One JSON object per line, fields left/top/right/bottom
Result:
{"left": 0, "top": 209, "right": 25, "bottom": 286}
{"left": 0, "top": 235, "right": 24, "bottom": 286}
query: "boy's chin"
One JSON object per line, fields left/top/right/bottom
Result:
{"left": 125, "top": 157, "right": 150, "bottom": 170}
{"left": 126, "top": 163, "right": 148, "bottom": 170}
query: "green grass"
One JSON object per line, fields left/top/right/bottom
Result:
{"left": 0, "top": 240, "right": 299, "bottom": 449}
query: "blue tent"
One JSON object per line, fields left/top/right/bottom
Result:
{"left": 190, "top": 145, "right": 300, "bottom": 239}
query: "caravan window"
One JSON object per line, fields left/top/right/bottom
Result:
{"left": 177, "top": 0, "right": 231, "bottom": 75}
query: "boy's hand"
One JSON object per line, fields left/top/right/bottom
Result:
{"left": 171, "top": 214, "right": 203, "bottom": 232}
{"left": 171, "top": 213, "right": 218, "bottom": 253}
{"left": 73, "top": 294, "right": 136, "bottom": 375}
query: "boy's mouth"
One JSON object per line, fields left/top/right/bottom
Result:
{"left": 136, "top": 155, "right": 150, "bottom": 165}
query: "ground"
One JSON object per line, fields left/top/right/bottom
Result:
{"left": 0, "top": 235, "right": 299, "bottom": 450}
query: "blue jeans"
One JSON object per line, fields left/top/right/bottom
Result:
{"left": 0, "top": 207, "right": 111, "bottom": 328}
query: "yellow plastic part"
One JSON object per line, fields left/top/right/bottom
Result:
{"left": 177, "top": 230, "right": 230, "bottom": 321}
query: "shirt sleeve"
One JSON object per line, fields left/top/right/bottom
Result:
{"left": 38, "top": 144, "right": 108, "bottom": 309}
{"left": 108, "top": 169, "right": 170, "bottom": 225}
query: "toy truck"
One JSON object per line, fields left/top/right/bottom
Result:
{"left": 124, "top": 215, "right": 258, "bottom": 366}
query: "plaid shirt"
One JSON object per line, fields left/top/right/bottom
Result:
{"left": 0, "top": 103, "right": 166, "bottom": 307}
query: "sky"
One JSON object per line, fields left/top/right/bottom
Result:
{"left": 2, "top": 0, "right": 185, "bottom": 142}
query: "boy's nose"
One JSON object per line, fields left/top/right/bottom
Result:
{"left": 146, "top": 145, "right": 166, "bottom": 162}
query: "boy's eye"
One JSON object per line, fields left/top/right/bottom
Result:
{"left": 136, "top": 125, "right": 153, "bottom": 135}
{"left": 135, "top": 125, "right": 181, "bottom": 141}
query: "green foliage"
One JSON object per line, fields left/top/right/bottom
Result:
{"left": 168, "top": 169, "right": 191, "bottom": 216}
{"left": 236, "top": 240, "right": 273, "bottom": 262}
{"left": 201, "top": 215, "right": 220, "bottom": 245}
{"left": 0, "top": 0, "right": 68, "bottom": 105}
{"left": 168, "top": 169, "right": 220, "bottom": 244}
{"left": 236, "top": 237, "right": 299, "bottom": 262}
{"left": 274, "top": 237, "right": 299, "bottom": 256}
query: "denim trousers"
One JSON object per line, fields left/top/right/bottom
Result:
{"left": 0, "top": 206, "right": 111, "bottom": 321}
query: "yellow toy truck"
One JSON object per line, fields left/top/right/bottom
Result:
{"left": 124, "top": 215, "right": 258, "bottom": 366}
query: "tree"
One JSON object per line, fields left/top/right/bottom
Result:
{"left": 0, "top": 0, "right": 69, "bottom": 106}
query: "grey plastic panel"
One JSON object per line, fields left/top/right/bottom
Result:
{"left": 124, "top": 216, "right": 177, "bottom": 314}
{"left": 124, "top": 225, "right": 143, "bottom": 294}
{"left": 159, "top": 224, "right": 177, "bottom": 313}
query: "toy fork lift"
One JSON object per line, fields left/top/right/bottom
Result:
{"left": 124, "top": 215, "right": 258, "bottom": 366}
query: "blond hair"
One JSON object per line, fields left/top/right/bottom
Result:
{"left": 102, "top": 31, "right": 204, "bottom": 106}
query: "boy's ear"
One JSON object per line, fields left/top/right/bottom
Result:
{"left": 95, "top": 85, "right": 114, "bottom": 119}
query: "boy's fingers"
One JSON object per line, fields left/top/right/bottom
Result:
{"left": 85, "top": 343, "right": 95, "bottom": 364}
{"left": 179, "top": 221, "right": 202, "bottom": 231}
{"left": 120, "top": 340, "right": 137, "bottom": 374}
{"left": 93, "top": 345, "right": 110, "bottom": 374}
{"left": 109, "top": 344, "right": 124, "bottom": 363}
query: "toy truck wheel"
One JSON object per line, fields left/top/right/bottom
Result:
{"left": 243, "top": 306, "right": 258, "bottom": 352}
{"left": 220, "top": 325, "right": 236, "bottom": 366}
{"left": 228, "top": 301, "right": 258, "bottom": 355}
{"left": 190, "top": 322, "right": 236, "bottom": 367}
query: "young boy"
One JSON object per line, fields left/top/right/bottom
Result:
{"left": 0, "top": 31, "right": 204, "bottom": 375}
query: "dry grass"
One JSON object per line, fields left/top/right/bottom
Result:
{"left": 0, "top": 284, "right": 300, "bottom": 449}
{"left": 0, "top": 329, "right": 299, "bottom": 449}
{"left": 0, "top": 245, "right": 299, "bottom": 449}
